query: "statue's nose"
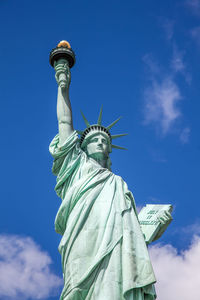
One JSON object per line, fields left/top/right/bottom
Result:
{"left": 97, "top": 140, "right": 103, "bottom": 147}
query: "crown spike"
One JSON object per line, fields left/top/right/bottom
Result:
{"left": 81, "top": 111, "right": 90, "bottom": 128}
{"left": 107, "top": 117, "right": 122, "bottom": 130}
{"left": 97, "top": 105, "right": 103, "bottom": 125}
{"left": 111, "top": 133, "right": 128, "bottom": 140}
{"left": 112, "top": 144, "right": 127, "bottom": 150}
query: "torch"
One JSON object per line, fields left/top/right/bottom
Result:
{"left": 49, "top": 40, "right": 76, "bottom": 88}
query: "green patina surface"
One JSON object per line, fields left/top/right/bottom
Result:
{"left": 50, "top": 131, "right": 156, "bottom": 299}
{"left": 49, "top": 48, "right": 172, "bottom": 300}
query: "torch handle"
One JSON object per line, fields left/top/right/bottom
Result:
{"left": 54, "top": 58, "right": 71, "bottom": 89}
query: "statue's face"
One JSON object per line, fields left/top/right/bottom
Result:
{"left": 86, "top": 134, "right": 109, "bottom": 156}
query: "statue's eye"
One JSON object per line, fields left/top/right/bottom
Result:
{"left": 102, "top": 139, "right": 107, "bottom": 144}
{"left": 90, "top": 138, "right": 98, "bottom": 143}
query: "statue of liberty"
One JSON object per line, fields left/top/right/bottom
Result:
{"left": 49, "top": 41, "right": 172, "bottom": 300}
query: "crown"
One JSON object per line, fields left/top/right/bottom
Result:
{"left": 78, "top": 106, "right": 127, "bottom": 150}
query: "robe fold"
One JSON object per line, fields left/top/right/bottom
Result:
{"left": 49, "top": 131, "right": 156, "bottom": 300}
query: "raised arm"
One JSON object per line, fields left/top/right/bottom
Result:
{"left": 54, "top": 59, "right": 74, "bottom": 146}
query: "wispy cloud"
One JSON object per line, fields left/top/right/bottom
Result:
{"left": 149, "top": 149, "right": 167, "bottom": 163}
{"left": 0, "top": 235, "right": 62, "bottom": 300}
{"left": 150, "top": 235, "right": 200, "bottom": 300}
{"left": 143, "top": 49, "right": 190, "bottom": 140}
{"left": 191, "top": 26, "right": 200, "bottom": 46}
{"left": 186, "top": 0, "right": 200, "bottom": 15}
{"left": 144, "top": 74, "right": 182, "bottom": 134}
{"left": 136, "top": 206, "right": 143, "bottom": 213}
{"left": 171, "top": 47, "right": 185, "bottom": 73}
{"left": 161, "top": 18, "right": 174, "bottom": 41}
{"left": 171, "top": 46, "right": 191, "bottom": 84}
{"left": 181, "top": 221, "right": 200, "bottom": 236}
{"left": 180, "top": 127, "right": 190, "bottom": 143}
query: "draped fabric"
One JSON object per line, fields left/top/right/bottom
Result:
{"left": 49, "top": 131, "right": 156, "bottom": 300}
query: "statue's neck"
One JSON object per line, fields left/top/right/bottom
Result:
{"left": 93, "top": 157, "right": 107, "bottom": 168}
{"left": 87, "top": 153, "right": 108, "bottom": 169}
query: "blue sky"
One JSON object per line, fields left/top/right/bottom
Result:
{"left": 0, "top": 0, "right": 200, "bottom": 299}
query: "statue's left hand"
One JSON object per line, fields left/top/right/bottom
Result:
{"left": 157, "top": 210, "right": 172, "bottom": 225}
{"left": 152, "top": 210, "right": 173, "bottom": 242}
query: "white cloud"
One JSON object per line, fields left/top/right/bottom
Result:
{"left": 149, "top": 235, "right": 200, "bottom": 300}
{"left": 144, "top": 77, "right": 182, "bottom": 134}
{"left": 0, "top": 235, "right": 62, "bottom": 300}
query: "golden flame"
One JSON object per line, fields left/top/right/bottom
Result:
{"left": 57, "top": 40, "right": 71, "bottom": 48}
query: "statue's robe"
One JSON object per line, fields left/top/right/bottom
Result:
{"left": 49, "top": 131, "right": 156, "bottom": 300}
